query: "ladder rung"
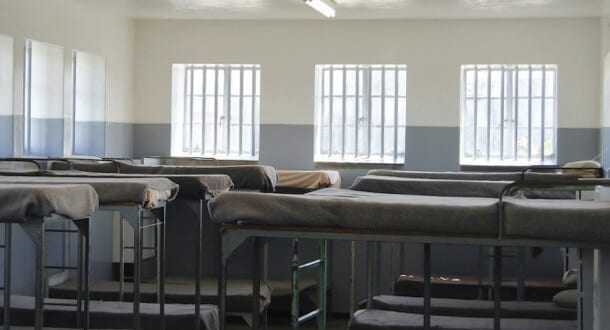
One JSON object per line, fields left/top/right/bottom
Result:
{"left": 44, "top": 266, "right": 78, "bottom": 270}
{"left": 45, "top": 229, "right": 79, "bottom": 233}
{"left": 298, "top": 309, "right": 320, "bottom": 324}
{"left": 299, "top": 259, "right": 322, "bottom": 271}
{"left": 140, "top": 223, "right": 162, "bottom": 229}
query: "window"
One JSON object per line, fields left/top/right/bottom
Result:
{"left": 0, "top": 35, "right": 13, "bottom": 156}
{"left": 460, "top": 64, "right": 557, "bottom": 165}
{"left": 314, "top": 64, "right": 407, "bottom": 164}
{"left": 72, "top": 50, "right": 106, "bottom": 156}
{"left": 24, "top": 39, "right": 64, "bottom": 157}
{"left": 171, "top": 64, "right": 260, "bottom": 160}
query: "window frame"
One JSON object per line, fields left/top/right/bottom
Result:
{"left": 459, "top": 64, "right": 558, "bottom": 166}
{"left": 314, "top": 64, "right": 407, "bottom": 164}
{"left": 171, "top": 63, "right": 260, "bottom": 161}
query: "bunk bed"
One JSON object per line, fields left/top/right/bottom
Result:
{"left": 208, "top": 176, "right": 610, "bottom": 330}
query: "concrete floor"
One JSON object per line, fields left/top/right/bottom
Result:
{"left": 227, "top": 313, "right": 350, "bottom": 329}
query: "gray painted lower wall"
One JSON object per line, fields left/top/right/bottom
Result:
{"left": 601, "top": 127, "right": 610, "bottom": 172}
{"left": 74, "top": 121, "right": 105, "bottom": 157}
{"left": 105, "top": 122, "right": 134, "bottom": 158}
{"left": 28, "top": 118, "right": 63, "bottom": 157}
{"left": 0, "top": 115, "right": 12, "bottom": 157}
{"left": 134, "top": 124, "right": 601, "bottom": 184}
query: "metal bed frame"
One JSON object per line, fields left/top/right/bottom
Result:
{"left": 217, "top": 178, "right": 610, "bottom": 330}
{"left": 2, "top": 213, "right": 91, "bottom": 330}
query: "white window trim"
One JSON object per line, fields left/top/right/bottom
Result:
{"left": 314, "top": 64, "right": 407, "bottom": 164}
{"left": 171, "top": 64, "right": 260, "bottom": 161}
{"left": 460, "top": 64, "right": 557, "bottom": 166}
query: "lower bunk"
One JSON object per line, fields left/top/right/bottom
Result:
{"left": 0, "top": 295, "right": 218, "bottom": 329}
{"left": 348, "top": 309, "right": 577, "bottom": 330}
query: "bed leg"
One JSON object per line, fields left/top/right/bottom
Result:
{"left": 291, "top": 239, "right": 299, "bottom": 330}
{"left": 3, "top": 223, "right": 11, "bottom": 330}
{"left": 252, "top": 237, "right": 262, "bottom": 330}
{"left": 349, "top": 240, "right": 356, "bottom": 320}
{"left": 158, "top": 207, "right": 166, "bottom": 330}
{"left": 218, "top": 242, "right": 228, "bottom": 330}
{"left": 195, "top": 200, "right": 202, "bottom": 330}
{"left": 493, "top": 246, "right": 502, "bottom": 330}
{"left": 366, "top": 241, "right": 373, "bottom": 309}
{"left": 423, "top": 243, "right": 431, "bottom": 330}
{"left": 516, "top": 247, "right": 525, "bottom": 301}
{"left": 317, "top": 240, "right": 327, "bottom": 330}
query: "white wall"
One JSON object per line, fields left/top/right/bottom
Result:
{"left": 134, "top": 18, "right": 601, "bottom": 129}
{"left": 0, "top": 0, "right": 135, "bottom": 124}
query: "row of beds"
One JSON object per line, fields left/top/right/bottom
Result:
{"left": 0, "top": 158, "right": 605, "bottom": 329}
{"left": 210, "top": 165, "right": 609, "bottom": 330}
{"left": 0, "top": 157, "right": 342, "bottom": 330}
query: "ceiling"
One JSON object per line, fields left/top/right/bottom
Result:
{"left": 70, "top": 0, "right": 604, "bottom": 20}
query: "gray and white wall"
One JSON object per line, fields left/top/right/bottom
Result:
{"left": 133, "top": 18, "right": 601, "bottom": 185}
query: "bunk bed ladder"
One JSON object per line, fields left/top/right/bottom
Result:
{"left": 291, "top": 238, "right": 328, "bottom": 330}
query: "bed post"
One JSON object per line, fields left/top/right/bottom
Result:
{"left": 423, "top": 243, "right": 431, "bottom": 330}
{"left": 3, "top": 223, "right": 11, "bottom": 330}
{"left": 493, "top": 246, "right": 502, "bottom": 330}
{"left": 291, "top": 238, "right": 300, "bottom": 330}
{"left": 252, "top": 237, "right": 262, "bottom": 330}
{"left": 317, "top": 240, "right": 327, "bottom": 330}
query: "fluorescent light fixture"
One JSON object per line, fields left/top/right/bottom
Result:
{"left": 303, "top": 0, "right": 336, "bottom": 17}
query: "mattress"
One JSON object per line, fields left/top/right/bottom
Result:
{"left": 209, "top": 188, "right": 499, "bottom": 236}
{"left": 348, "top": 309, "right": 577, "bottom": 330}
{"left": 43, "top": 170, "right": 234, "bottom": 200}
{"left": 116, "top": 161, "right": 277, "bottom": 192}
{"left": 0, "top": 183, "right": 98, "bottom": 221}
{"left": 277, "top": 170, "right": 341, "bottom": 189}
{"left": 1, "top": 294, "right": 218, "bottom": 330}
{"left": 366, "top": 170, "right": 523, "bottom": 181}
{"left": 350, "top": 175, "right": 510, "bottom": 198}
{"left": 0, "top": 176, "right": 178, "bottom": 208}
{"left": 370, "top": 295, "right": 575, "bottom": 320}
{"left": 503, "top": 197, "right": 610, "bottom": 244}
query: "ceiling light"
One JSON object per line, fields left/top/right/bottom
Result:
{"left": 303, "top": 0, "right": 336, "bottom": 17}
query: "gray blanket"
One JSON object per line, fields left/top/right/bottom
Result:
{"left": 370, "top": 294, "right": 575, "bottom": 320}
{"left": 43, "top": 170, "right": 234, "bottom": 200}
{"left": 0, "top": 183, "right": 98, "bottom": 222}
{"left": 350, "top": 175, "right": 511, "bottom": 198}
{"left": 209, "top": 188, "right": 499, "bottom": 236}
{"left": 349, "top": 309, "right": 577, "bottom": 330}
{"left": 503, "top": 197, "right": 610, "bottom": 244}
{"left": 116, "top": 161, "right": 277, "bottom": 192}
{"left": 0, "top": 176, "right": 178, "bottom": 208}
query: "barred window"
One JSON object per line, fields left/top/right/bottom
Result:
{"left": 24, "top": 39, "right": 64, "bottom": 157}
{"left": 314, "top": 64, "right": 407, "bottom": 164}
{"left": 72, "top": 50, "right": 106, "bottom": 156}
{"left": 460, "top": 64, "right": 557, "bottom": 165}
{"left": 171, "top": 64, "right": 260, "bottom": 160}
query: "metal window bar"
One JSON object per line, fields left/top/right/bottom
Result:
{"left": 500, "top": 68, "right": 505, "bottom": 160}
{"left": 251, "top": 68, "right": 257, "bottom": 157}
{"left": 394, "top": 66, "right": 399, "bottom": 163}
{"left": 527, "top": 65, "right": 532, "bottom": 162}
{"left": 189, "top": 66, "right": 195, "bottom": 154}
{"left": 213, "top": 65, "right": 219, "bottom": 155}
{"left": 239, "top": 66, "right": 244, "bottom": 156}
{"left": 341, "top": 66, "right": 347, "bottom": 160}
{"left": 540, "top": 67, "right": 546, "bottom": 162}
{"left": 201, "top": 67, "right": 207, "bottom": 156}
{"left": 367, "top": 68, "right": 372, "bottom": 159}
{"left": 224, "top": 66, "right": 231, "bottom": 156}
{"left": 486, "top": 68, "right": 492, "bottom": 161}
{"left": 355, "top": 68, "right": 360, "bottom": 158}
{"left": 473, "top": 66, "right": 479, "bottom": 161}
{"left": 328, "top": 67, "right": 334, "bottom": 158}
{"left": 24, "top": 40, "right": 33, "bottom": 155}
{"left": 71, "top": 52, "right": 77, "bottom": 155}
{"left": 514, "top": 68, "right": 519, "bottom": 161}
{"left": 380, "top": 68, "right": 386, "bottom": 159}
